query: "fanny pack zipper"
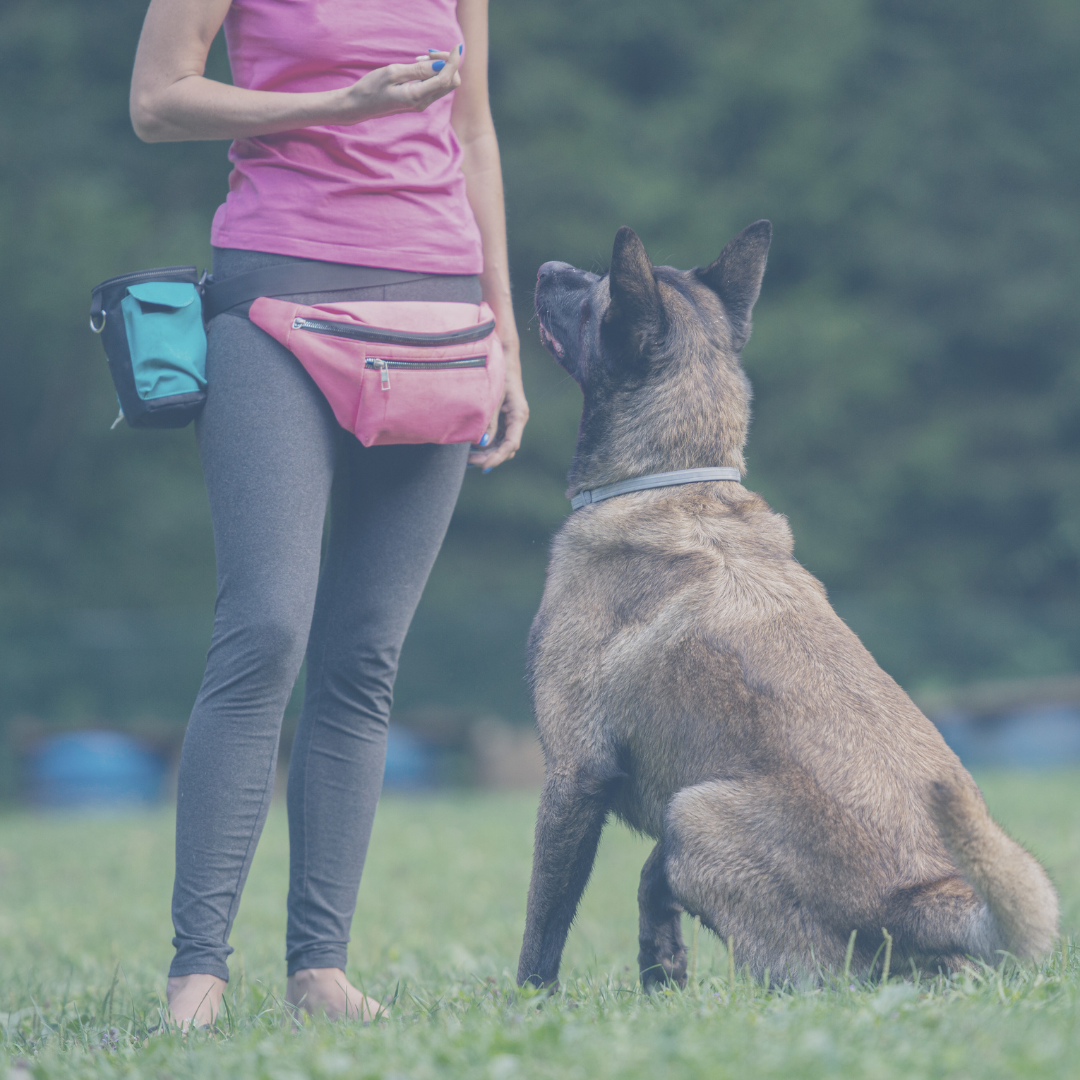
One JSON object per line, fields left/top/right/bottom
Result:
{"left": 291, "top": 315, "right": 496, "bottom": 348}
{"left": 367, "top": 355, "right": 486, "bottom": 390}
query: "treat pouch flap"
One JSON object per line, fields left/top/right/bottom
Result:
{"left": 126, "top": 281, "right": 199, "bottom": 309}
{"left": 121, "top": 281, "right": 207, "bottom": 400}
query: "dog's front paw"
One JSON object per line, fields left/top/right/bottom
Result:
{"left": 638, "top": 947, "right": 688, "bottom": 991}
{"left": 517, "top": 971, "right": 560, "bottom": 995}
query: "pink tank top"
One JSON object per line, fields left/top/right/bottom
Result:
{"left": 210, "top": 0, "right": 484, "bottom": 274}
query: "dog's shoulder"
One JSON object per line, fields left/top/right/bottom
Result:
{"left": 537, "top": 484, "right": 842, "bottom": 675}
{"left": 549, "top": 483, "right": 797, "bottom": 578}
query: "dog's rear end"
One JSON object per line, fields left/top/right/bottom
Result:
{"left": 517, "top": 223, "right": 1057, "bottom": 989}
{"left": 929, "top": 778, "right": 1058, "bottom": 960}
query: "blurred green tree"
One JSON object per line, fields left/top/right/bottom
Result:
{"left": 0, "top": 0, "right": 1077, "bottom": 743}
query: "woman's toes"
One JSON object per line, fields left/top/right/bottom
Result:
{"left": 286, "top": 968, "right": 385, "bottom": 1022}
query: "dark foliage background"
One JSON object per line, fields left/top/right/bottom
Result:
{"left": 0, "top": 0, "right": 1077, "bottom": 779}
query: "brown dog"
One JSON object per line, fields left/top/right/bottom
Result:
{"left": 517, "top": 222, "right": 1058, "bottom": 990}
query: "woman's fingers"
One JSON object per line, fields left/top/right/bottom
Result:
{"left": 471, "top": 417, "right": 523, "bottom": 471}
{"left": 474, "top": 404, "right": 500, "bottom": 450}
{"left": 499, "top": 399, "right": 529, "bottom": 462}
{"left": 392, "top": 44, "right": 460, "bottom": 84}
{"left": 429, "top": 44, "right": 462, "bottom": 91}
{"left": 385, "top": 60, "right": 441, "bottom": 86}
{"left": 382, "top": 46, "right": 461, "bottom": 108}
{"left": 341, "top": 46, "right": 462, "bottom": 123}
{"left": 468, "top": 341, "right": 528, "bottom": 471}
{"left": 468, "top": 383, "right": 529, "bottom": 471}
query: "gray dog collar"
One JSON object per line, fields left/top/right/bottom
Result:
{"left": 570, "top": 466, "right": 742, "bottom": 510}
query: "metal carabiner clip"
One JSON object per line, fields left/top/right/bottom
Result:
{"left": 90, "top": 310, "right": 106, "bottom": 334}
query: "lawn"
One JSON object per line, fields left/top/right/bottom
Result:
{"left": 1, "top": 772, "right": 1078, "bottom": 1078}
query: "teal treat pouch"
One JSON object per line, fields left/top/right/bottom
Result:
{"left": 89, "top": 266, "right": 208, "bottom": 429}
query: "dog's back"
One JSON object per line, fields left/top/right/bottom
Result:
{"left": 518, "top": 223, "right": 1058, "bottom": 989}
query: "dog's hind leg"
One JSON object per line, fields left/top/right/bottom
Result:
{"left": 517, "top": 766, "right": 613, "bottom": 989}
{"left": 638, "top": 840, "right": 687, "bottom": 990}
{"left": 663, "top": 776, "right": 880, "bottom": 984}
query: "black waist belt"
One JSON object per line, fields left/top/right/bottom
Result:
{"left": 201, "top": 262, "right": 453, "bottom": 321}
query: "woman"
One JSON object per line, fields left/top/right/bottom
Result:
{"left": 130, "top": 0, "right": 527, "bottom": 1027}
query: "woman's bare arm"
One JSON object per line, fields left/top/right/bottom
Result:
{"left": 452, "top": 0, "right": 528, "bottom": 469}
{"left": 130, "top": 0, "right": 462, "bottom": 142}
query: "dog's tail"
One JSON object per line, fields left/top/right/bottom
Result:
{"left": 929, "top": 778, "right": 1058, "bottom": 960}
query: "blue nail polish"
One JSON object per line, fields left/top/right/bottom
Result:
{"left": 458, "top": 43, "right": 464, "bottom": 54}
{"left": 479, "top": 433, "right": 490, "bottom": 447}
{"left": 428, "top": 48, "right": 438, "bottom": 52}
{"left": 432, "top": 59, "right": 445, "bottom": 72}
{"left": 483, "top": 467, "right": 493, "bottom": 474}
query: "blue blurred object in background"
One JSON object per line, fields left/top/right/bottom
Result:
{"left": 382, "top": 727, "right": 437, "bottom": 790}
{"left": 27, "top": 730, "right": 167, "bottom": 808}
{"left": 936, "top": 706, "right": 1080, "bottom": 769}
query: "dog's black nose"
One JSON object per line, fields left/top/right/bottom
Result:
{"left": 538, "top": 261, "right": 574, "bottom": 280}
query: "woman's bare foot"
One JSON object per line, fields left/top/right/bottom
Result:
{"left": 286, "top": 968, "right": 384, "bottom": 1022}
{"left": 165, "top": 973, "right": 227, "bottom": 1031}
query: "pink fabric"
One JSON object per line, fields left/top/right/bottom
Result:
{"left": 249, "top": 297, "right": 504, "bottom": 446}
{"left": 211, "top": 0, "right": 483, "bottom": 274}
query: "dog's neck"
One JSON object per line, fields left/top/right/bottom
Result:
{"left": 567, "top": 338, "right": 750, "bottom": 496}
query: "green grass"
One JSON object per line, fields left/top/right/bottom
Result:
{"left": 1, "top": 772, "right": 1079, "bottom": 1078}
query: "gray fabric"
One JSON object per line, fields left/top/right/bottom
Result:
{"left": 570, "top": 467, "right": 743, "bottom": 509}
{"left": 170, "top": 247, "right": 480, "bottom": 980}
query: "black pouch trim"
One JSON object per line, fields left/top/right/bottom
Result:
{"left": 200, "top": 263, "right": 437, "bottom": 321}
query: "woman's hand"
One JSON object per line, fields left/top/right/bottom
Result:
{"left": 469, "top": 339, "right": 529, "bottom": 471}
{"left": 334, "top": 49, "right": 462, "bottom": 125}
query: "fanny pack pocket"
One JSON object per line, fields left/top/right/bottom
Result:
{"left": 250, "top": 298, "right": 504, "bottom": 447}
{"left": 90, "top": 267, "right": 208, "bottom": 429}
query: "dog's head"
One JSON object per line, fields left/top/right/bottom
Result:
{"left": 535, "top": 221, "right": 771, "bottom": 494}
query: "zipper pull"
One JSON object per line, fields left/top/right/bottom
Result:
{"left": 373, "top": 359, "right": 390, "bottom": 390}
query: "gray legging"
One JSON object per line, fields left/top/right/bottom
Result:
{"left": 169, "top": 247, "right": 479, "bottom": 980}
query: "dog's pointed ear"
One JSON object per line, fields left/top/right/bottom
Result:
{"left": 604, "top": 226, "right": 667, "bottom": 361}
{"left": 697, "top": 220, "right": 772, "bottom": 349}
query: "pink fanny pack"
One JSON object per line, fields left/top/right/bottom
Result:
{"left": 250, "top": 297, "right": 504, "bottom": 447}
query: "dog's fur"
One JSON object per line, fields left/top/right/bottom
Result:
{"left": 517, "top": 222, "right": 1058, "bottom": 990}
